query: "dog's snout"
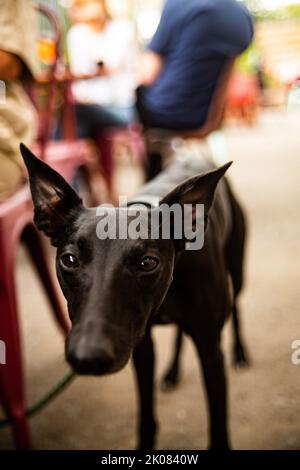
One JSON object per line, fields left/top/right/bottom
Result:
{"left": 69, "top": 352, "right": 114, "bottom": 375}
{"left": 67, "top": 339, "right": 115, "bottom": 376}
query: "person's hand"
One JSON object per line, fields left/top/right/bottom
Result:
{"left": 36, "top": 65, "right": 108, "bottom": 84}
{"left": 0, "top": 49, "right": 22, "bottom": 80}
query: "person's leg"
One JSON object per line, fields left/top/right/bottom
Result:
{"left": 145, "top": 149, "right": 162, "bottom": 181}
{"left": 55, "top": 102, "right": 131, "bottom": 140}
{"left": 101, "top": 105, "right": 137, "bottom": 128}
{"left": 135, "top": 88, "right": 164, "bottom": 181}
{"left": 75, "top": 103, "right": 131, "bottom": 138}
{"left": 0, "top": 155, "right": 24, "bottom": 202}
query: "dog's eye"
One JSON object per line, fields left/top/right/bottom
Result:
{"left": 138, "top": 256, "right": 159, "bottom": 272}
{"left": 60, "top": 253, "right": 79, "bottom": 269}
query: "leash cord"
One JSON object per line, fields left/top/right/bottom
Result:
{"left": 0, "top": 370, "right": 76, "bottom": 429}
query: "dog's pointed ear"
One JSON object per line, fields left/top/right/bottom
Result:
{"left": 160, "top": 162, "right": 232, "bottom": 227}
{"left": 20, "top": 143, "right": 83, "bottom": 245}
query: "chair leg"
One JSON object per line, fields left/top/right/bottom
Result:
{"left": 95, "top": 134, "right": 114, "bottom": 192}
{"left": 22, "top": 225, "right": 69, "bottom": 335}
{"left": 0, "top": 266, "right": 31, "bottom": 449}
{"left": 146, "top": 150, "right": 163, "bottom": 181}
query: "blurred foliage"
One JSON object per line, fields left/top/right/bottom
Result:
{"left": 238, "top": 2, "right": 300, "bottom": 86}
{"left": 242, "top": 0, "right": 300, "bottom": 21}
{"left": 236, "top": 44, "right": 261, "bottom": 74}
{"left": 236, "top": 43, "right": 276, "bottom": 86}
{"left": 257, "top": 5, "right": 300, "bottom": 21}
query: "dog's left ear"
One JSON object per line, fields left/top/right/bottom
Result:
{"left": 160, "top": 162, "right": 232, "bottom": 228}
{"left": 20, "top": 143, "right": 83, "bottom": 245}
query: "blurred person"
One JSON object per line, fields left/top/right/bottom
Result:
{"left": 136, "top": 0, "right": 253, "bottom": 178}
{"left": 67, "top": 0, "right": 138, "bottom": 137}
{"left": 0, "top": 0, "right": 38, "bottom": 202}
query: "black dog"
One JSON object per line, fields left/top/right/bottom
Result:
{"left": 20, "top": 143, "right": 248, "bottom": 450}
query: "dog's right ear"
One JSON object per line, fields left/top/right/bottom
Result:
{"left": 20, "top": 143, "right": 83, "bottom": 245}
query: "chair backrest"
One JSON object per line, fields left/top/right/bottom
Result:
{"left": 179, "top": 57, "right": 236, "bottom": 139}
{"left": 33, "top": 3, "right": 77, "bottom": 159}
{"left": 34, "top": 3, "right": 61, "bottom": 158}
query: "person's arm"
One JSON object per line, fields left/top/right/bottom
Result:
{"left": 137, "top": 0, "right": 173, "bottom": 86}
{"left": 137, "top": 50, "right": 164, "bottom": 86}
{"left": 0, "top": 50, "right": 23, "bottom": 80}
{"left": 36, "top": 67, "right": 107, "bottom": 85}
{"left": 0, "top": 0, "right": 38, "bottom": 82}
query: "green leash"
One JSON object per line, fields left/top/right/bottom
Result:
{"left": 0, "top": 370, "right": 76, "bottom": 429}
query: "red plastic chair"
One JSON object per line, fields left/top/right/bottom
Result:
{"left": 0, "top": 186, "right": 70, "bottom": 449}
{"left": 0, "top": 4, "right": 90, "bottom": 449}
{"left": 96, "top": 123, "right": 146, "bottom": 192}
{"left": 33, "top": 3, "right": 79, "bottom": 156}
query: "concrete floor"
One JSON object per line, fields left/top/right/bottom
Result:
{"left": 1, "top": 109, "right": 300, "bottom": 450}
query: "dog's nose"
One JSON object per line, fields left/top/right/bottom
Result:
{"left": 67, "top": 343, "right": 115, "bottom": 376}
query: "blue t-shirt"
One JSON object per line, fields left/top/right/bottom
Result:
{"left": 140, "top": 0, "right": 253, "bottom": 129}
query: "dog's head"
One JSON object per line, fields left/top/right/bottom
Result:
{"left": 20, "top": 144, "right": 231, "bottom": 376}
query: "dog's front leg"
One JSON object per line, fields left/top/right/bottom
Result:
{"left": 192, "top": 337, "right": 230, "bottom": 450}
{"left": 133, "top": 330, "right": 157, "bottom": 450}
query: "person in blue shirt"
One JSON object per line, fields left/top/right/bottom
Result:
{"left": 136, "top": 0, "right": 253, "bottom": 178}
{"left": 138, "top": 0, "right": 253, "bottom": 130}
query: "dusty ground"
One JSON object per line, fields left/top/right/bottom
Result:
{"left": 1, "top": 109, "right": 300, "bottom": 450}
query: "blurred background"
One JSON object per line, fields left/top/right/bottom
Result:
{"left": 0, "top": 0, "right": 300, "bottom": 450}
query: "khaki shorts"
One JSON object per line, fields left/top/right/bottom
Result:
{"left": 0, "top": 153, "right": 25, "bottom": 203}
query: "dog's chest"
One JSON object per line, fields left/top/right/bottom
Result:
{"left": 154, "top": 249, "right": 210, "bottom": 327}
